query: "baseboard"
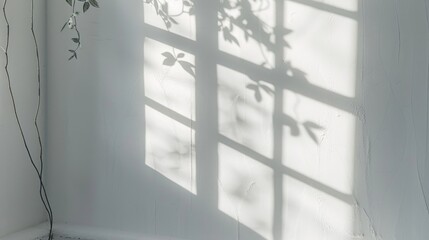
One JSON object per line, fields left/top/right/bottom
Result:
{"left": 0, "top": 222, "right": 184, "bottom": 240}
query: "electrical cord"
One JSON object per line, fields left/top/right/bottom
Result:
{"left": 2, "top": 0, "right": 54, "bottom": 239}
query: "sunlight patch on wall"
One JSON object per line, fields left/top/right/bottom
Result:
{"left": 283, "top": 176, "right": 356, "bottom": 240}
{"left": 284, "top": 0, "right": 358, "bottom": 98}
{"left": 143, "top": 0, "right": 196, "bottom": 40}
{"left": 306, "top": 0, "right": 359, "bottom": 12}
{"left": 283, "top": 89, "right": 355, "bottom": 195}
{"left": 218, "top": 0, "right": 276, "bottom": 69}
{"left": 145, "top": 106, "right": 196, "bottom": 194}
{"left": 218, "top": 64, "right": 274, "bottom": 159}
{"left": 144, "top": 38, "right": 195, "bottom": 120}
{"left": 218, "top": 143, "right": 274, "bottom": 240}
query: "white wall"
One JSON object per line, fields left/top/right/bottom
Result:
{"left": 46, "top": 0, "right": 429, "bottom": 239}
{"left": 354, "top": 0, "right": 429, "bottom": 239}
{"left": 0, "top": 0, "right": 47, "bottom": 237}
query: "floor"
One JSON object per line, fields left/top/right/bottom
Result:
{"left": 35, "top": 235, "right": 92, "bottom": 240}
{"left": 0, "top": 222, "right": 178, "bottom": 240}
{"left": 0, "top": 224, "right": 94, "bottom": 240}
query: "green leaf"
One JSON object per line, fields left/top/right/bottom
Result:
{"left": 83, "top": 2, "right": 90, "bottom": 13}
{"left": 60, "top": 20, "right": 69, "bottom": 32}
{"left": 68, "top": 52, "right": 77, "bottom": 61}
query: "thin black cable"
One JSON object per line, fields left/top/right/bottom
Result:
{"left": 31, "top": 1, "right": 54, "bottom": 239}
{"left": 31, "top": 0, "right": 48, "bottom": 215}
{"left": 2, "top": 1, "right": 53, "bottom": 239}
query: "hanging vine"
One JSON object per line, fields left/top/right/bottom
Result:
{"left": 61, "top": 0, "right": 99, "bottom": 60}
{"left": 31, "top": 0, "right": 54, "bottom": 239}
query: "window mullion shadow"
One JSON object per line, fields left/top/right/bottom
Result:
{"left": 273, "top": 0, "right": 286, "bottom": 239}
{"left": 193, "top": 0, "right": 221, "bottom": 237}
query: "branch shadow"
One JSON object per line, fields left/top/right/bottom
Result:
{"left": 141, "top": 0, "right": 360, "bottom": 239}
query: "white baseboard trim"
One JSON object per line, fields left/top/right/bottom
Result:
{"left": 0, "top": 222, "right": 184, "bottom": 240}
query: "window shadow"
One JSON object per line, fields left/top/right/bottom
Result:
{"left": 142, "top": 0, "right": 361, "bottom": 239}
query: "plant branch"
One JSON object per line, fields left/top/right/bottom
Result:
{"left": 31, "top": 1, "right": 54, "bottom": 239}
{"left": 2, "top": 1, "right": 53, "bottom": 239}
{"left": 71, "top": 0, "right": 81, "bottom": 53}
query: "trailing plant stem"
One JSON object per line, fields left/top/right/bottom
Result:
{"left": 2, "top": 1, "right": 53, "bottom": 239}
{"left": 72, "top": 0, "right": 81, "bottom": 55}
{"left": 31, "top": 0, "right": 54, "bottom": 239}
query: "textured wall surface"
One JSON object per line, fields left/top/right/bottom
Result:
{"left": 355, "top": 0, "right": 429, "bottom": 239}
{"left": 46, "top": 0, "right": 429, "bottom": 239}
{"left": 0, "top": 0, "right": 47, "bottom": 237}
